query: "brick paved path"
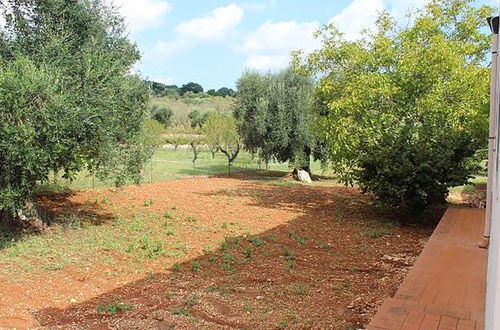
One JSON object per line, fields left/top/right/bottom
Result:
{"left": 367, "top": 208, "right": 487, "bottom": 330}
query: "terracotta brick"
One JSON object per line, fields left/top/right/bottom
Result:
{"left": 401, "top": 323, "right": 419, "bottom": 330}
{"left": 425, "top": 313, "right": 442, "bottom": 321}
{"left": 446, "top": 307, "right": 470, "bottom": 320}
{"left": 420, "top": 318, "right": 440, "bottom": 330}
{"left": 439, "top": 316, "right": 458, "bottom": 329}
{"left": 457, "top": 319, "right": 475, "bottom": 328}
{"left": 405, "top": 312, "right": 425, "bottom": 325}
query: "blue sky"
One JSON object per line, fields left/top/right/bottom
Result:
{"left": 110, "top": 0, "right": 496, "bottom": 90}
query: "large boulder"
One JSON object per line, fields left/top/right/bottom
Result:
{"left": 296, "top": 169, "right": 312, "bottom": 183}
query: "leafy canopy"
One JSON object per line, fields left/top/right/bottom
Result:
{"left": 234, "top": 68, "right": 322, "bottom": 170}
{"left": 0, "top": 0, "right": 150, "bottom": 213}
{"left": 294, "top": 0, "right": 491, "bottom": 213}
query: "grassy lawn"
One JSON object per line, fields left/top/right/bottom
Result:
{"left": 44, "top": 148, "right": 330, "bottom": 190}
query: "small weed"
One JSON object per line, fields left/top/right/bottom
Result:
{"left": 243, "top": 302, "right": 253, "bottom": 313}
{"left": 186, "top": 215, "right": 197, "bottom": 223}
{"left": 172, "top": 307, "right": 190, "bottom": 316}
{"left": 206, "top": 284, "right": 218, "bottom": 293}
{"left": 232, "top": 236, "right": 241, "bottom": 246}
{"left": 96, "top": 301, "right": 131, "bottom": 315}
{"left": 202, "top": 244, "right": 214, "bottom": 254}
{"left": 293, "top": 282, "right": 308, "bottom": 295}
{"left": 172, "top": 262, "right": 181, "bottom": 272}
{"left": 165, "top": 228, "right": 176, "bottom": 236}
{"left": 146, "top": 270, "right": 154, "bottom": 279}
{"left": 191, "top": 261, "right": 201, "bottom": 272}
{"left": 248, "top": 236, "right": 265, "bottom": 247}
{"left": 143, "top": 199, "right": 153, "bottom": 207}
{"left": 266, "top": 234, "right": 277, "bottom": 242}
{"left": 171, "top": 205, "right": 177, "bottom": 210}
{"left": 221, "top": 253, "right": 234, "bottom": 272}
{"left": 278, "top": 320, "right": 288, "bottom": 329}
{"left": 221, "top": 222, "right": 228, "bottom": 229}
{"left": 289, "top": 231, "right": 307, "bottom": 245}
{"left": 245, "top": 247, "right": 253, "bottom": 259}
{"left": 163, "top": 211, "right": 174, "bottom": 219}
{"left": 282, "top": 246, "right": 296, "bottom": 261}
{"left": 220, "top": 237, "right": 228, "bottom": 252}
{"left": 318, "top": 242, "right": 330, "bottom": 249}
{"left": 366, "top": 228, "right": 386, "bottom": 239}
{"left": 184, "top": 295, "right": 199, "bottom": 307}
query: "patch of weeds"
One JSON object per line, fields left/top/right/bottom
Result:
{"left": 165, "top": 228, "right": 176, "bottom": 236}
{"left": 194, "top": 225, "right": 206, "bottom": 233}
{"left": 221, "top": 253, "right": 234, "bottom": 272}
{"left": 163, "top": 211, "right": 174, "bottom": 219}
{"left": 206, "top": 284, "right": 218, "bottom": 293}
{"left": 61, "top": 212, "right": 82, "bottom": 229}
{"left": 248, "top": 235, "right": 265, "bottom": 247}
{"left": 243, "top": 302, "right": 253, "bottom": 313}
{"left": 293, "top": 282, "right": 308, "bottom": 295}
{"left": 171, "top": 205, "right": 177, "bottom": 210}
{"left": 143, "top": 198, "right": 153, "bottom": 207}
{"left": 278, "top": 320, "right": 288, "bottom": 329}
{"left": 185, "top": 215, "right": 197, "bottom": 223}
{"left": 172, "top": 262, "right": 181, "bottom": 272}
{"left": 221, "top": 222, "right": 228, "bottom": 229}
{"left": 318, "top": 242, "right": 330, "bottom": 249}
{"left": 208, "top": 256, "right": 217, "bottom": 262}
{"left": 282, "top": 246, "right": 296, "bottom": 271}
{"left": 135, "top": 235, "right": 164, "bottom": 259}
{"left": 191, "top": 261, "right": 201, "bottom": 272}
{"left": 146, "top": 270, "right": 154, "bottom": 279}
{"left": 229, "top": 273, "right": 237, "bottom": 281}
{"left": 184, "top": 295, "right": 199, "bottom": 307}
{"left": 365, "top": 228, "right": 386, "bottom": 239}
{"left": 350, "top": 266, "right": 360, "bottom": 274}
{"left": 220, "top": 237, "right": 228, "bottom": 252}
{"left": 148, "top": 213, "right": 160, "bottom": 220}
{"left": 245, "top": 247, "right": 253, "bottom": 259}
{"left": 289, "top": 231, "right": 307, "bottom": 245}
{"left": 172, "top": 307, "right": 190, "bottom": 316}
{"left": 96, "top": 301, "right": 131, "bottom": 315}
{"left": 232, "top": 236, "right": 241, "bottom": 246}
{"left": 266, "top": 234, "right": 277, "bottom": 242}
{"left": 126, "top": 216, "right": 143, "bottom": 232}
{"left": 203, "top": 244, "right": 214, "bottom": 254}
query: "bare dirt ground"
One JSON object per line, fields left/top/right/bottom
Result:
{"left": 0, "top": 171, "right": 438, "bottom": 329}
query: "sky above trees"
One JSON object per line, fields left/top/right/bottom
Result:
{"left": 109, "top": 0, "right": 495, "bottom": 89}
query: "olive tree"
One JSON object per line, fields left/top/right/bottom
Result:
{"left": 0, "top": 0, "right": 150, "bottom": 226}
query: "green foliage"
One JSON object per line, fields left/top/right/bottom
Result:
{"left": 234, "top": 68, "right": 323, "bottom": 170}
{"left": 180, "top": 82, "right": 204, "bottom": 95}
{"left": 146, "top": 81, "right": 179, "bottom": 97}
{"left": 294, "top": 0, "right": 491, "bottom": 213}
{"left": 151, "top": 105, "right": 173, "bottom": 128}
{"left": 96, "top": 301, "right": 131, "bottom": 315}
{"left": 203, "top": 113, "right": 241, "bottom": 173}
{"left": 0, "top": 0, "right": 150, "bottom": 217}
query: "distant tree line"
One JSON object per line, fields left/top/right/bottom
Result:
{"left": 145, "top": 80, "right": 235, "bottom": 98}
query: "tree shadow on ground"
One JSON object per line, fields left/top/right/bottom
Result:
{"left": 0, "top": 190, "right": 117, "bottom": 252}
{"left": 32, "top": 176, "right": 444, "bottom": 329}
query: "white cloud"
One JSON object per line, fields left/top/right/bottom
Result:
{"left": 329, "top": 0, "right": 385, "bottom": 40}
{"left": 329, "top": 0, "right": 429, "bottom": 40}
{"left": 176, "top": 4, "right": 243, "bottom": 40}
{"left": 110, "top": 0, "right": 171, "bottom": 33}
{"left": 146, "top": 4, "right": 244, "bottom": 62}
{"left": 238, "top": 20, "right": 321, "bottom": 71}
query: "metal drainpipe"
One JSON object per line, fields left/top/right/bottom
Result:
{"left": 480, "top": 16, "right": 499, "bottom": 249}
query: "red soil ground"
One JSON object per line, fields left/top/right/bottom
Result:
{"left": 0, "top": 171, "right": 437, "bottom": 329}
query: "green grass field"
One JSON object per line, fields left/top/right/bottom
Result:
{"left": 151, "top": 95, "right": 234, "bottom": 120}
{"left": 45, "top": 148, "right": 329, "bottom": 190}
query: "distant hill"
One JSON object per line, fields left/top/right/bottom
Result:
{"left": 151, "top": 95, "right": 235, "bottom": 120}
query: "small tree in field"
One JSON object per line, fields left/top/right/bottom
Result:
{"left": 203, "top": 114, "right": 241, "bottom": 174}
{"left": 294, "top": 0, "right": 491, "bottom": 214}
{"left": 0, "top": 0, "right": 150, "bottom": 226}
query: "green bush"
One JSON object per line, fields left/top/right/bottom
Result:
{"left": 356, "top": 125, "right": 480, "bottom": 214}
{"left": 151, "top": 105, "right": 173, "bottom": 128}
